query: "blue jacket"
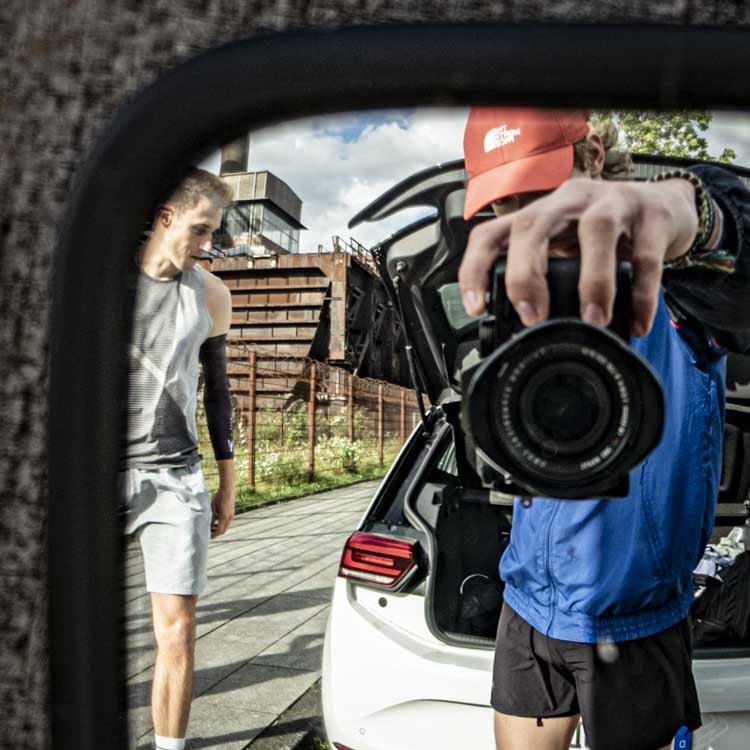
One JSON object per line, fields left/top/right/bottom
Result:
{"left": 501, "top": 164, "right": 749, "bottom": 643}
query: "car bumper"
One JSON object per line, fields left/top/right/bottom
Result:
{"left": 323, "top": 578, "right": 750, "bottom": 750}
{"left": 323, "top": 578, "right": 495, "bottom": 750}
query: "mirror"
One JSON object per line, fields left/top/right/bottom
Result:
{"left": 120, "top": 105, "right": 750, "bottom": 750}
{"left": 45, "top": 22, "right": 750, "bottom": 750}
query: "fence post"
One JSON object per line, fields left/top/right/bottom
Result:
{"left": 247, "top": 351, "right": 257, "bottom": 492}
{"left": 347, "top": 372, "right": 354, "bottom": 441}
{"left": 307, "top": 362, "right": 317, "bottom": 480}
{"left": 377, "top": 382, "right": 384, "bottom": 466}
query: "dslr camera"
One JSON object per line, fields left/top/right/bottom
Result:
{"left": 462, "top": 258, "right": 664, "bottom": 499}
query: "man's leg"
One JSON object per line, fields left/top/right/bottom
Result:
{"left": 495, "top": 714, "right": 672, "bottom": 750}
{"left": 124, "top": 466, "right": 211, "bottom": 747}
{"left": 492, "top": 606, "right": 582, "bottom": 750}
{"left": 494, "top": 711, "right": 580, "bottom": 750}
{"left": 570, "top": 619, "right": 701, "bottom": 750}
{"left": 150, "top": 593, "right": 198, "bottom": 740}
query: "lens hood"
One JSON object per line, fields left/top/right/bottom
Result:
{"left": 463, "top": 318, "right": 664, "bottom": 499}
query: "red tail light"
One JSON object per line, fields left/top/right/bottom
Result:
{"left": 338, "top": 531, "right": 418, "bottom": 589}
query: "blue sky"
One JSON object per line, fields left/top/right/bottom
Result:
{"left": 200, "top": 108, "right": 750, "bottom": 253}
{"left": 314, "top": 111, "right": 413, "bottom": 143}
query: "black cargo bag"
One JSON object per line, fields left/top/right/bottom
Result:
{"left": 691, "top": 551, "right": 750, "bottom": 647}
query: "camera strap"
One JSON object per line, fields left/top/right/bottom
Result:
{"left": 664, "top": 291, "right": 727, "bottom": 367}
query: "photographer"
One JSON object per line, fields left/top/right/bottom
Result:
{"left": 459, "top": 108, "right": 750, "bottom": 750}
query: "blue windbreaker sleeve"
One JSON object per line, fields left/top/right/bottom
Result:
{"left": 662, "top": 164, "right": 750, "bottom": 354}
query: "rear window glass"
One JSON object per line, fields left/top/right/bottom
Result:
{"left": 438, "top": 282, "right": 476, "bottom": 334}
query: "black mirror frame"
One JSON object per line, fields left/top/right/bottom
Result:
{"left": 48, "top": 21, "right": 750, "bottom": 750}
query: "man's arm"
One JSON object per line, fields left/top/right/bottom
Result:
{"left": 662, "top": 165, "right": 750, "bottom": 353}
{"left": 200, "top": 271, "right": 236, "bottom": 538}
{"left": 458, "top": 169, "right": 750, "bottom": 352}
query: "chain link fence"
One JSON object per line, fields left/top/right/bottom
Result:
{"left": 197, "top": 348, "right": 423, "bottom": 500}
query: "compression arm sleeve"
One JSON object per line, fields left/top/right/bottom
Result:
{"left": 199, "top": 334, "right": 234, "bottom": 460}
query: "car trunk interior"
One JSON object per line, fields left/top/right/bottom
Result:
{"left": 403, "top": 420, "right": 515, "bottom": 645}
{"left": 431, "top": 490, "right": 511, "bottom": 643}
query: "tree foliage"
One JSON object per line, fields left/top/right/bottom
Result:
{"left": 594, "top": 110, "right": 736, "bottom": 163}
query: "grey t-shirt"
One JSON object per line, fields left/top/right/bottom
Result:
{"left": 121, "top": 265, "right": 212, "bottom": 469}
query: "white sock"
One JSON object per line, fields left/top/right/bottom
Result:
{"left": 153, "top": 735, "right": 186, "bottom": 750}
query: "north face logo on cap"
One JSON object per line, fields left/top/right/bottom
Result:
{"left": 484, "top": 125, "right": 522, "bottom": 153}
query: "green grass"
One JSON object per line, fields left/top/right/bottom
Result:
{"left": 303, "top": 738, "right": 330, "bottom": 750}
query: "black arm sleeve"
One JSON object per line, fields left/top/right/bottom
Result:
{"left": 662, "top": 164, "right": 750, "bottom": 353}
{"left": 199, "top": 334, "right": 234, "bottom": 461}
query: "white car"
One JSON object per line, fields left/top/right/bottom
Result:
{"left": 322, "top": 158, "right": 750, "bottom": 750}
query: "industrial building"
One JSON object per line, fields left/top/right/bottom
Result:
{"left": 198, "top": 138, "right": 411, "bottom": 419}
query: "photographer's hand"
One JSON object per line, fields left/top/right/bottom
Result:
{"left": 458, "top": 177, "right": 700, "bottom": 337}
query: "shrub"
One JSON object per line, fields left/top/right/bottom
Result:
{"left": 254, "top": 440, "right": 309, "bottom": 484}
{"left": 315, "top": 436, "right": 367, "bottom": 474}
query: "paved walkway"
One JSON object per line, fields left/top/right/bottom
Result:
{"left": 124, "top": 480, "right": 379, "bottom": 750}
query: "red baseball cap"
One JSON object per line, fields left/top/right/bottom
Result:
{"left": 463, "top": 107, "right": 590, "bottom": 219}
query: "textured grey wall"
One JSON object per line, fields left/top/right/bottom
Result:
{"left": 2, "top": 1, "right": 749, "bottom": 748}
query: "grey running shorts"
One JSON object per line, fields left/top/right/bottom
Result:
{"left": 491, "top": 603, "right": 702, "bottom": 750}
{"left": 118, "top": 464, "right": 212, "bottom": 595}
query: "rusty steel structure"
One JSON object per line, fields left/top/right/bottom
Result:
{"left": 201, "top": 160, "right": 411, "bottom": 397}
{"left": 200, "top": 245, "right": 410, "bottom": 392}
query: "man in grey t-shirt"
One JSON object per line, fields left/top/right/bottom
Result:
{"left": 121, "top": 168, "right": 236, "bottom": 750}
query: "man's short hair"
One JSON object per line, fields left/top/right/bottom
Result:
{"left": 166, "top": 167, "right": 234, "bottom": 212}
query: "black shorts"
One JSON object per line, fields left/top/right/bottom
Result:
{"left": 491, "top": 604, "right": 702, "bottom": 750}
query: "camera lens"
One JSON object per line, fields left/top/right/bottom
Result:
{"left": 478, "top": 320, "right": 659, "bottom": 494}
{"left": 521, "top": 362, "right": 611, "bottom": 456}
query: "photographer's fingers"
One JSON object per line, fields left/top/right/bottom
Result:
{"left": 504, "top": 211, "right": 554, "bottom": 326}
{"left": 629, "top": 222, "right": 670, "bottom": 337}
{"left": 459, "top": 219, "right": 510, "bottom": 316}
{"left": 576, "top": 207, "right": 622, "bottom": 326}
{"left": 461, "top": 187, "right": 585, "bottom": 323}
{"left": 460, "top": 180, "right": 675, "bottom": 330}
{"left": 503, "top": 185, "right": 589, "bottom": 325}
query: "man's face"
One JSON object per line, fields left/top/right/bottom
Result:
{"left": 161, "top": 195, "right": 222, "bottom": 272}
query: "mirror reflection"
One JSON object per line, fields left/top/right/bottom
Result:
{"left": 121, "top": 107, "right": 750, "bottom": 750}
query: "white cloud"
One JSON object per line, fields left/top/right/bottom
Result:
{"left": 706, "top": 111, "right": 750, "bottom": 166}
{"left": 217, "top": 107, "right": 468, "bottom": 252}
{"left": 199, "top": 107, "right": 750, "bottom": 254}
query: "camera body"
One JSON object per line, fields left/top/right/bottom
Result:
{"left": 462, "top": 258, "right": 665, "bottom": 499}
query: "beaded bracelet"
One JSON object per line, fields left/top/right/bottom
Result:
{"left": 649, "top": 168, "right": 715, "bottom": 270}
